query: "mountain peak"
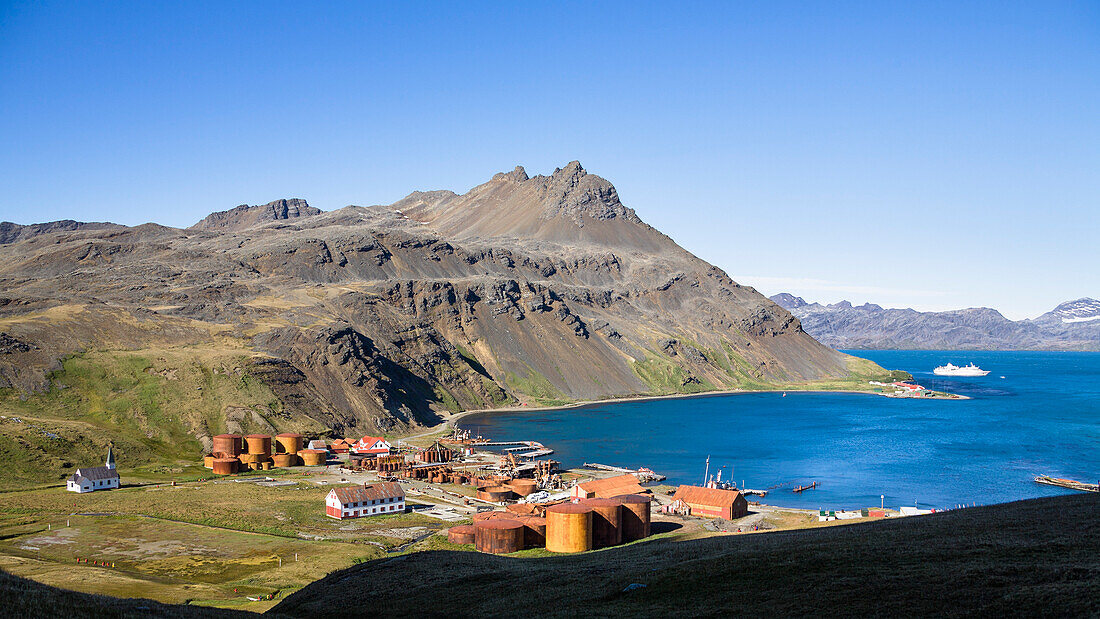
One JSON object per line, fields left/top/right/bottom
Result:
{"left": 190, "top": 198, "right": 320, "bottom": 232}
{"left": 492, "top": 166, "right": 529, "bottom": 182}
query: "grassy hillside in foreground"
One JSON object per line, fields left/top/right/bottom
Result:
{"left": 273, "top": 493, "right": 1099, "bottom": 617}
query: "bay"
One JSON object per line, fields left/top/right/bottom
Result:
{"left": 459, "top": 350, "right": 1100, "bottom": 510}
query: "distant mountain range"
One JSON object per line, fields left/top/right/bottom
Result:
{"left": 769, "top": 294, "right": 1100, "bottom": 351}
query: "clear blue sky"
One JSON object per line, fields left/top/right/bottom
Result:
{"left": 2, "top": 2, "right": 1097, "bottom": 319}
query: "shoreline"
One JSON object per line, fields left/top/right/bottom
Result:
{"left": 404, "top": 386, "right": 968, "bottom": 439}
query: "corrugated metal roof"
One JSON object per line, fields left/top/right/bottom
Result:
{"left": 672, "top": 485, "right": 744, "bottom": 508}
{"left": 576, "top": 474, "right": 647, "bottom": 498}
{"left": 332, "top": 481, "right": 404, "bottom": 505}
{"left": 74, "top": 466, "right": 119, "bottom": 481}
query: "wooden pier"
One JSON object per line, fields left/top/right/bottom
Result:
{"left": 792, "top": 481, "right": 818, "bottom": 493}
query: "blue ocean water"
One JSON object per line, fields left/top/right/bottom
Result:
{"left": 460, "top": 351, "right": 1099, "bottom": 510}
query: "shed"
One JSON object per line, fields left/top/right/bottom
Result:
{"left": 671, "top": 485, "right": 748, "bottom": 519}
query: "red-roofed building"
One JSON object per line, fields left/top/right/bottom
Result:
{"left": 325, "top": 482, "right": 405, "bottom": 519}
{"left": 351, "top": 436, "right": 391, "bottom": 455}
{"left": 570, "top": 473, "right": 648, "bottom": 499}
{"left": 670, "top": 485, "right": 748, "bottom": 519}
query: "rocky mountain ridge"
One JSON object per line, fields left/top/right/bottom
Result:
{"left": 0, "top": 164, "right": 882, "bottom": 461}
{"left": 771, "top": 294, "right": 1100, "bottom": 350}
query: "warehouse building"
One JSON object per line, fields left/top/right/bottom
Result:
{"left": 570, "top": 473, "right": 647, "bottom": 499}
{"left": 670, "top": 485, "right": 748, "bottom": 519}
{"left": 325, "top": 482, "right": 405, "bottom": 519}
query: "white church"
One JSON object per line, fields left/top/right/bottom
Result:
{"left": 67, "top": 445, "right": 120, "bottom": 493}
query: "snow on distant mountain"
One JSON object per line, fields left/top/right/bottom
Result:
{"left": 770, "top": 294, "right": 1100, "bottom": 351}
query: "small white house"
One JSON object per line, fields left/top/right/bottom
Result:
{"left": 67, "top": 446, "right": 120, "bottom": 493}
{"left": 325, "top": 481, "right": 405, "bottom": 519}
{"left": 351, "top": 435, "right": 392, "bottom": 455}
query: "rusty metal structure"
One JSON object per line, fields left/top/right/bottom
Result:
{"left": 447, "top": 524, "right": 477, "bottom": 544}
{"left": 212, "top": 458, "right": 238, "bottom": 475}
{"left": 615, "top": 494, "right": 652, "bottom": 542}
{"left": 272, "top": 453, "right": 297, "bottom": 467}
{"left": 419, "top": 441, "right": 458, "bottom": 463}
{"left": 275, "top": 433, "right": 304, "bottom": 454}
{"left": 581, "top": 497, "right": 623, "bottom": 548}
{"left": 298, "top": 449, "right": 326, "bottom": 466}
{"left": 508, "top": 479, "right": 538, "bottom": 497}
{"left": 472, "top": 510, "right": 509, "bottom": 522}
{"left": 212, "top": 433, "right": 243, "bottom": 457}
{"left": 474, "top": 519, "right": 525, "bottom": 554}
{"left": 244, "top": 434, "right": 272, "bottom": 457}
{"left": 203, "top": 455, "right": 216, "bottom": 469}
{"left": 376, "top": 454, "right": 405, "bottom": 473}
{"left": 517, "top": 515, "right": 547, "bottom": 548}
{"left": 545, "top": 503, "right": 593, "bottom": 553}
{"left": 477, "top": 486, "right": 513, "bottom": 502}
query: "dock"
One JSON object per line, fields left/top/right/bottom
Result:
{"left": 1034, "top": 475, "right": 1098, "bottom": 493}
{"left": 583, "top": 462, "right": 666, "bottom": 482}
{"left": 792, "top": 481, "right": 818, "bottom": 493}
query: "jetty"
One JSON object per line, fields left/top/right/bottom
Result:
{"left": 1034, "top": 475, "right": 1098, "bottom": 493}
{"left": 792, "top": 481, "right": 818, "bottom": 493}
{"left": 583, "top": 462, "right": 666, "bottom": 482}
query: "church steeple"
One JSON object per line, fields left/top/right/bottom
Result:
{"left": 105, "top": 444, "right": 116, "bottom": 470}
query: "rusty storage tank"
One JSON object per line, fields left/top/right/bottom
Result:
{"left": 472, "top": 510, "right": 509, "bottom": 522}
{"left": 203, "top": 455, "right": 215, "bottom": 469}
{"left": 274, "top": 433, "right": 304, "bottom": 454}
{"left": 261, "top": 461, "right": 272, "bottom": 471}
{"left": 298, "top": 449, "right": 326, "bottom": 466}
{"left": 545, "top": 503, "right": 593, "bottom": 553}
{"left": 212, "top": 458, "right": 238, "bottom": 475}
{"left": 245, "top": 434, "right": 272, "bottom": 456}
{"left": 237, "top": 453, "right": 259, "bottom": 466}
{"left": 615, "top": 494, "right": 652, "bottom": 542}
{"left": 348, "top": 453, "right": 369, "bottom": 467}
{"left": 508, "top": 479, "right": 538, "bottom": 497}
{"left": 518, "top": 515, "right": 547, "bottom": 548}
{"left": 447, "top": 524, "right": 477, "bottom": 544}
{"left": 581, "top": 498, "right": 623, "bottom": 548}
{"left": 477, "top": 486, "right": 513, "bottom": 502}
{"left": 212, "top": 433, "right": 243, "bottom": 457}
{"left": 474, "top": 519, "right": 525, "bottom": 554}
{"left": 272, "top": 453, "right": 295, "bottom": 468}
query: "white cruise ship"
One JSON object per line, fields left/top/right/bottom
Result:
{"left": 933, "top": 362, "right": 990, "bottom": 377}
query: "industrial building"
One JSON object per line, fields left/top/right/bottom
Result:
{"left": 67, "top": 446, "right": 119, "bottom": 493}
{"left": 570, "top": 473, "right": 647, "bottom": 499}
{"left": 669, "top": 485, "right": 748, "bottom": 519}
{"left": 325, "top": 482, "right": 406, "bottom": 519}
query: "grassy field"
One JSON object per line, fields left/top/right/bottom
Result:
{"left": 0, "top": 478, "right": 452, "bottom": 611}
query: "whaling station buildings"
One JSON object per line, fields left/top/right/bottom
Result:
{"left": 325, "top": 481, "right": 406, "bottom": 519}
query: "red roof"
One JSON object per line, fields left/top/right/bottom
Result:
{"left": 672, "top": 485, "right": 745, "bottom": 508}
{"left": 330, "top": 482, "right": 404, "bottom": 505}
{"left": 574, "top": 474, "right": 647, "bottom": 498}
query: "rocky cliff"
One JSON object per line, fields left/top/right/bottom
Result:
{"left": 0, "top": 163, "right": 880, "bottom": 446}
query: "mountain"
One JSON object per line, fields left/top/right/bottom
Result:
{"left": 0, "top": 163, "right": 887, "bottom": 483}
{"left": 770, "top": 294, "right": 1100, "bottom": 350}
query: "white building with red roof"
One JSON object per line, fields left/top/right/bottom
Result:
{"left": 351, "top": 435, "right": 391, "bottom": 455}
{"left": 325, "top": 482, "right": 406, "bottom": 519}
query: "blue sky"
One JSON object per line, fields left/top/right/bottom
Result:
{"left": 2, "top": 2, "right": 1097, "bottom": 319}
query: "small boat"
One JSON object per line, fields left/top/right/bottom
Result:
{"left": 933, "top": 363, "right": 990, "bottom": 377}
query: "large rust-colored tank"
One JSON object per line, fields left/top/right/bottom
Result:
{"left": 615, "top": 494, "right": 652, "bottom": 542}
{"left": 212, "top": 434, "right": 243, "bottom": 457}
{"left": 472, "top": 510, "right": 509, "bottom": 522}
{"left": 518, "top": 515, "right": 547, "bottom": 548}
{"left": 238, "top": 453, "right": 261, "bottom": 466}
{"left": 245, "top": 434, "right": 272, "bottom": 456}
{"left": 477, "top": 486, "right": 513, "bottom": 502}
{"left": 581, "top": 497, "right": 622, "bottom": 548}
{"left": 298, "top": 449, "right": 326, "bottom": 466}
{"left": 271, "top": 453, "right": 296, "bottom": 467}
{"left": 474, "top": 519, "right": 525, "bottom": 554}
{"left": 508, "top": 479, "right": 538, "bottom": 497}
{"left": 203, "top": 455, "right": 215, "bottom": 469}
{"left": 447, "top": 524, "right": 477, "bottom": 544}
{"left": 212, "top": 458, "right": 238, "bottom": 475}
{"left": 274, "top": 433, "right": 304, "bottom": 454}
{"left": 545, "top": 503, "right": 593, "bottom": 553}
